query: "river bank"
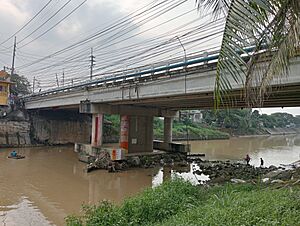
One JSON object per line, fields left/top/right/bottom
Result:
{"left": 72, "top": 144, "right": 300, "bottom": 225}
{"left": 66, "top": 178, "right": 300, "bottom": 226}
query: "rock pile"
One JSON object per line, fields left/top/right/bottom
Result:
{"left": 192, "top": 159, "right": 300, "bottom": 185}
{"left": 87, "top": 152, "right": 187, "bottom": 172}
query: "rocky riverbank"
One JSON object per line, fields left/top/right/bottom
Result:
{"left": 192, "top": 159, "right": 300, "bottom": 185}
{"left": 86, "top": 152, "right": 187, "bottom": 172}
{"left": 85, "top": 149, "right": 300, "bottom": 187}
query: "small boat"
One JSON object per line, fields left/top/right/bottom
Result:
{"left": 8, "top": 155, "right": 25, "bottom": 159}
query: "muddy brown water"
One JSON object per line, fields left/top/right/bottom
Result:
{"left": 0, "top": 134, "right": 300, "bottom": 226}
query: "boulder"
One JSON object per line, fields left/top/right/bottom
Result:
{"left": 264, "top": 170, "right": 284, "bottom": 179}
{"left": 230, "top": 178, "right": 246, "bottom": 184}
{"left": 271, "top": 179, "right": 284, "bottom": 184}
{"left": 130, "top": 156, "right": 141, "bottom": 167}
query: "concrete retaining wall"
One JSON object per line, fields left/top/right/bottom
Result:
{"left": 30, "top": 110, "right": 91, "bottom": 145}
{"left": 265, "top": 128, "right": 300, "bottom": 135}
{"left": 0, "top": 120, "right": 31, "bottom": 146}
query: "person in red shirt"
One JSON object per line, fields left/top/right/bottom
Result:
{"left": 245, "top": 154, "right": 251, "bottom": 165}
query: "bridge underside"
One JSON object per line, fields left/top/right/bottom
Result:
{"left": 106, "top": 83, "right": 300, "bottom": 110}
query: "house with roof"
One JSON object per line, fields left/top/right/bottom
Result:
{"left": 0, "top": 70, "right": 13, "bottom": 106}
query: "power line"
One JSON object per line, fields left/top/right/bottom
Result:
{"left": 17, "top": 0, "right": 171, "bottom": 69}
{"left": 16, "top": 0, "right": 73, "bottom": 45}
{"left": 19, "top": 0, "right": 88, "bottom": 48}
{"left": 19, "top": 0, "right": 190, "bottom": 73}
{"left": 0, "top": 0, "right": 54, "bottom": 46}
{"left": 17, "top": 1, "right": 225, "bottom": 89}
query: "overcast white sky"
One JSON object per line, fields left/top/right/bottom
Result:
{"left": 0, "top": 0, "right": 299, "bottom": 116}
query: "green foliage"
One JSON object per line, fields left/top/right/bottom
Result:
{"left": 158, "top": 185, "right": 300, "bottom": 226}
{"left": 66, "top": 179, "right": 205, "bottom": 226}
{"left": 103, "top": 115, "right": 120, "bottom": 138}
{"left": 153, "top": 117, "right": 164, "bottom": 138}
{"left": 10, "top": 73, "right": 31, "bottom": 95}
{"left": 201, "top": 109, "right": 300, "bottom": 135}
{"left": 66, "top": 180, "right": 300, "bottom": 226}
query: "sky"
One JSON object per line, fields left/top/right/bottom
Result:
{"left": 0, "top": 0, "right": 299, "bottom": 116}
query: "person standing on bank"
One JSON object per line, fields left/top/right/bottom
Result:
{"left": 245, "top": 154, "right": 251, "bottom": 165}
{"left": 260, "top": 158, "right": 264, "bottom": 167}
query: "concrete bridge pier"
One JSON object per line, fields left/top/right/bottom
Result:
{"left": 79, "top": 102, "right": 177, "bottom": 154}
{"left": 120, "top": 115, "right": 129, "bottom": 152}
{"left": 127, "top": 115, "right": 153, "bottom": 153}
{"left": 164, "top": 117, "right": 173, "bottom": 144}
{"left": 91, "top": 113, "right": 103, "bottom": 147}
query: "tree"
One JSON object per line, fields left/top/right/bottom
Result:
{"left": 196, "top": 0, "right": 299, "bottom": 108}
{"left": 10, "top": 73, "right": 31, "bottom": 96}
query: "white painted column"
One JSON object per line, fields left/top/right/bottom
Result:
{"left": 120, "top": 115, "right": 129, "bottom": 153}
{"left": 91, "top": 113, "right": 103, "bottom": 147}
{"left": 164, "top": 117, "right": 173, "bottom": 143}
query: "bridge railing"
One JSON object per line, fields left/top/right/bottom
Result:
{"left": 23, "top": 46, "right": 257, "bottom": 100}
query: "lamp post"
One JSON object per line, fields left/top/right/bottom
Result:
{"left": 175, "top": 36, "right": 187, "bottom": 67}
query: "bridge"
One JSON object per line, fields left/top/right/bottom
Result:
{"left": 23, "top": 51, "right": 300, "bottom": 154}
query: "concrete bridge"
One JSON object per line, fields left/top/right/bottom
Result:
{"left": 23, "top": 52, "right": 300, "bottom": 154}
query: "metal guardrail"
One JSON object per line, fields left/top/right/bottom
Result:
{"left": 23, "top": 46, "right": 256, "bottom": 100}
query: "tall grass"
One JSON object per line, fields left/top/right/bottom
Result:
{"left": 66, "top": 180, "right": 300, "bottom": 226}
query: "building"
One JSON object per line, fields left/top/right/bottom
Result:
{"left": 178, "top": 110, "right": 203, "bottom": 123}
{"left": 0, "top": 70, "right": 13, "bottom": 106}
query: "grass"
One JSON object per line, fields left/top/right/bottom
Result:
{"left": 66, "top": 180, "right": 300, "bottom": 226}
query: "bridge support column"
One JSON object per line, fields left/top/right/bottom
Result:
{"left": 91, "top": 113, "right": 103, "bottom": 147}
{"left": 128, "top": 115, "right": 153, "bottom": 153}
{"left": 164, "top": 117, "right": 173, "bottom": 143}
{"left": 120, "top": 115, "right": 129, "bottom": 153}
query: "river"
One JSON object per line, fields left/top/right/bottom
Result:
{"left": 0, "top": 135, "right": 300, "bottom": 226}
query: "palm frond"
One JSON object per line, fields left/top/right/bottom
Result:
{"left": 259, "top": 16, "right": 300, "bottom": 102}
{"left": 245, "top": 0, "right": 300, "bottom": 106}
{"left": 214, "top": 0, "right": 271, "bottom": 107}
{"left": 195, "top": 0, "right": 231, "bottom": 19}
{"left": 197, "top": 0, "right": 300, "bottom": 108}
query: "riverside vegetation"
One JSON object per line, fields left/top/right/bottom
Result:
{"left": 103, "top": 110, "right": 300, "bottom": 142}
{"left": 66, "top": 179, "right": 300, "bottom": 226}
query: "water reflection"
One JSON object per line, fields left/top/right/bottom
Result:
{"left": 0, "top": 197, "right": 52, "bottom": 226}
{"left": 152, "top": 164, "right": 209, "bottom": 187}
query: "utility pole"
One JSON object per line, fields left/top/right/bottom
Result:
{"left": 90, "top": 47, "right": 95, "bottom": 80}
{"left": 11, "top": 36, "right": 16, "bottom": 76}
{"left": 62, "top": 70, "right": 65, "bottom": 86}
{"left": 32, "top": 76, "right": 35, "bottom": 93}
{"left": 55, "top": 73, "right": 59, "bottom": 87}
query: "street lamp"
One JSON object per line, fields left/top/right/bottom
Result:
{"left": 175, "top": 36, "right": 187, "bottom": 68}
